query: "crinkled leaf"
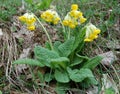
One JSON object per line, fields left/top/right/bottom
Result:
{"left": 72, "top": 27, "right": 86, "bottom": 52}
{"left": 34, "top": 46, "right": 59, "bottom": 67}
{"left": 13, "top": 58, "right": 44, "bottom": 67}
{"left": 70, "top": 53, "right": 89, "bottom": 67}
{"left": 70, "top": 55, "right": 83, "bottom": 67}
{"left": 82, "top": 56, "right": 103, "bottom": 70}
{"left": 55, "top": 69, "right": 70, "bottom": 83}
{"left": 50, "top": 57, "right": 69, "bottom": 69}
{"left": 53, "top": 41, "right": 62, "bottom": 53}
{"left": 67, "top": 67, "right": 95, "bottom": 83}
{"left": 34, "top": 46, "right": 59, "bottom": 59}
{"left": 45, "top": 41, "right": 51, "bottom": 50}
{"left": 58, "top": 37, "right": 75, "bottom": 57}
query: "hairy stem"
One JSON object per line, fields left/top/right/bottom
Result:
{"left": 34, "top": 15, "right": 53, "bottom": 50}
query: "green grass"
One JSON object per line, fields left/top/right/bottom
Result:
{"left": 0, "top": 0, "right": 21, "bottom": 21}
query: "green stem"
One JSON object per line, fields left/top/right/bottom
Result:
{"left": 68, "top": 27, "right": 71, "bottom": 39}
{"left": 60, "top": 20, "right": 66, "bottom": 33}
{"left": 60, "top": 20, "right": 67, "bottom": 40}
{"left": 34, "top": 15, "right": 53, "bottom": 50}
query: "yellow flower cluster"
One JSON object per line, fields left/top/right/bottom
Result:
{"left": 84, "top": 23, "right": 101, "bottom": 42}
{"left": 63, "top": 4, "right": 87, "bottom": 28}
{"left": 19, "top": 13, "right": 36, "bottom": 30}
{"left": 41, "top": 10, "right": 60, "bottom": 24}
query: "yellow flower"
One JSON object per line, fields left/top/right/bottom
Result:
{"left": 63, "top": 20, "right": 69, "bottom": 26}
{"left": 19, "top": 13, "right": 36, "bottom": 30}
{"left": 26, "top": 18, "right": 36, "bottom": 24}
{"left": 19, "top": 16, "right": 26, "bottom": 22}
{"left": 63, "top": 13, "right": 76, "bottom": 28}
{"left": 93, "top": 29, "right": 101, "bottom": 34}
{"left": 27, "top": 25, "right": 35, "bottom": 30}
{"left": 70, "top": 10, "right": 83, "bottom": 19}
{"left": 41, "top": 10, "right": 60, "bottom": 24}
{"left": 63, "top": 4, "right": 86, "bottom": 28}
{"left": 89, "top": 34, "right": 98, "bottom": 40}
{"left": 84, "top": 23, "right": 101, "bottom": 42}
{"left": 53, "top": 17, "right": 60, "bottom": 24}
{"left": 63, "top": 15, "right": 77, "bottom": 28}
{"left": 84, "top": 38, "right": 93, "bottom": 42}
{"left": 68, "top": 20, "right": 77, "bottom": 28}
{"left": 71, "top": 4, "right": 78, "bottom": 11}
{"left": 19, "top": 13, "right": 36, "bottom": 22}
{"left": 41, "top": 13, "right": 45, "bottom": 19}
{"left": 80, "top": 16, "right": 87, "bottom": 24}
{"left": 41, "top": 11, "right": 53, "bottom": 22}
{"left": 69, "top": 23, "right": 76, "bottom": 28}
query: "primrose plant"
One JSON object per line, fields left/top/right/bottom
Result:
{"left": 14, "top": 4, "right": 102, "bottom": 92}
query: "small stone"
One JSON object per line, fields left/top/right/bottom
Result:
{"left": 99, "top": 51, "right": 118, "bottom": 66}
{"left": 0, "top": 28, "right": 3, "bottom": 36}
{"left": 106, "top": 41, "right": 120, "bottom": 49}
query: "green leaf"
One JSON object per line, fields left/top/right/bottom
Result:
{"left": 82, "top": 56, "right": 103, "bottom": 70}
{"left": 34, "top": 46, "right": 60, "bottom": 67}
{"left": 13, "top": 58, "right": 44, "bottom": 67}
{"left": 55, "top": 87, "right": 66, "bottom": 94}
{"left": 87, "top": 77, "right": 98, "bottom": 85}
{"left": 58, "top": 37, "right": 75, "bottom": 57}
{"left": 70, "top": 55, "right": 83, "bottom": 67}
{"left": 67, "top": 68, "right": 96, "bottom": 83}
{"left": 72, "top": 27, "right": 86, "bottom": 52}
{"left": 44, "top": 73, "right": 53, "bottom": 82}
{"left": 55, "top": 83, "right": 70, "bottom": 94}
{"left": 76, "top": 54, "right": 90, "bottom": 60}
{"left": 45, "top": 41, "right": 51, "bottom": 50}
{"left": 53, "top": 41, "right": 62, "bottom": 53}
{"left": 54, "top": 69, "right": 70, "bottom": 83}
{"left": 50, "top": 57, "right": 69, "bottom": 69}
{"left": 80, "top": 77, "right": 98, "bottom": 88}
